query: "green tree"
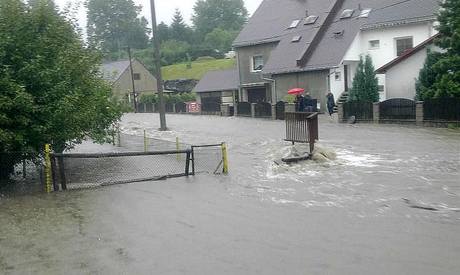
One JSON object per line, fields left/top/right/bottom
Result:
{"left": 348, "top": 55, "right": 379, "bottom": 102}
{"left": 157, "top": 21, "right": 170, "bottom": 43}
{"left": 0, "top": 0, "right": 122, "bottom": 180}
{"left": 415, "top": 50, "right": 442, "bottom": 100}
{"left": 192, "top": 0, "right": 248, "bottom": 39}
{"left": 170, "top": 9, "right": 193, "bottom": 44}
{"left": 205, "top": 28, "right": 238, "bottom": 53}
{"left": 86, "top": 0, "right": 150, "bottom": 53}
{"left": 161, "top": 40, "right": 191, "bottom": 65}
{"left": 420, "top": 0, "right": 460, "bottom": 98}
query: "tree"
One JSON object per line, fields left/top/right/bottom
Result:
{"left": 192, "top": 0, "right": 248, "bottom": 39}
{"left": 157, "top": 21, "right": 170, "bottom": 43}
{"left": 86, "top": 0, "right": 150, "bottom": 53}
{"left": 348, "top": 55, "right": 379, "bottom": 102}
{"left": 205, "top": 28, "right": 239, "bottom": 53}
{"left": 0, "top": 0, "right": 122, "bottom": 180}
{"left": 160, "top": 40, "right": 191, "bottom": 65}
{"left": 417, "top": 0, "right": 460, "bottom": 99}
{"left": 415, "top": 50, "right": 442, "bottom": 100}
{"left": 170, "top": 9, "right": 193, "bottom": 44}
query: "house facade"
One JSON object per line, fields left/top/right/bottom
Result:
{"left": 233, "top": 0, "right": 439, "bottom": 111}
{"left": 100, "top": 59, "right": 158, "bottom": 101}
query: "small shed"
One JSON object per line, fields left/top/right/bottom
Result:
{"left": 194, "top": 68, "right": 239, "bottom": 110}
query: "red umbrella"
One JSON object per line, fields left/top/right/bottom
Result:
{"left": 288, "top": 88, "right": 305, "bottom": 95}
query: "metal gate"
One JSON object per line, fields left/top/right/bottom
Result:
{"left": 275, "top": 101, "right": 285, "bottom": 120}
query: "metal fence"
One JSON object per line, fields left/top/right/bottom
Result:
{"left": 424, "top": 97, "right": 460, "bottom": 122}
{"left": 237, "top": 102, "right": 251, "bottom": 116}
{"left": 201, "top": 102, "right": 221, "bottom": 113}
{"left": 254, "top": 102, "right": 272, "bottom": 118}
{"left": 285, "top": 112, "right": 319, "bottom": 153}
{"left": 343, "top": 101, "right": 373, "bottom": 121}
{"left": 275, "top": 101, "right": 285, "bottom": 120}
{"left": 379, "top": 98, "right": 415, "bottom": 121}
{"left": 52, "top": 150, "right": 192, "bottom": 190}
{"left": 175, "top": 102, "right": 187, "bottom": 113}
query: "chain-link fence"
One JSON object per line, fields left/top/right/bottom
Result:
{"left": 52, "top": 150, "right": 192, "bottom": 190}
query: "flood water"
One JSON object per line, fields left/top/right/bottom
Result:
{"left": 1, "top": 114, "right": 459, "bottom": 274}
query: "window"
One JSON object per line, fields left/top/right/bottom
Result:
{"left": 369, "top": 40, "right": 380, "bottom": 49}
{"left": 335, "top": 72, "right": 341, "bottom": 81}
{"left": 304, "top": 15, "right": 318, "bottom": 25}
{"left": 291, "top": 36, "right": 302, "bottom": 43}
{"left": 340, "top": 9, "right": 354, "bottom": 19}
{"left": 288, "top": 19, "right": 300, "bottom": 29}
{"left": 359, "top": 9, "right": 372, "bottom": 18}
{"left": 395, "top": 37, "right": 413, "bottom": 56}
{"left": 133, "top": 73, "right": 141, "bottom": 80}
{"left": 378, "top": 85, "right": 385, "bottom": 92}
{"left": 252, "top": 56, "right": 264, "bottom": 72}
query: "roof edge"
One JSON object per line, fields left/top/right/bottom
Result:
{"left": 361, "top": 15, "right": 436, "bottom": 31}
{"left": 376, "top": 34, "right": 439, "bottom": 73}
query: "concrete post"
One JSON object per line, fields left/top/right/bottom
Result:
{"left": 337, "top": 103, "right": 344, "bottom": 123}
{"left": 373, "top": 102, "right": 380, "bottom": 124}
{"left": 416, "top": 101, "right": 424, "bottom": 126}
{"left": 152, "top": 103, "right": 156, "bottom": 113}
{"left": 285, "top": 103, "right": 296, "bottom": 113}
{"left": 220, "top": 104, "right": 230, "bottom": 117}
{"left": 251, "top": 103, "right": 256, "bottom": 118}
{"left": 271, "top": 104, "right": 276, "bottom": 120}
{"left": 172, "top": 104, "right": 176, "bottom": 113}
{"left": 234, "top": 103, "right": 238, "bottom": 117}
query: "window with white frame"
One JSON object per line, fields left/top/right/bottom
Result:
{"left": 133, "top": 73, "right": 141, "bottom": 80}
{"left": 369, "top": 40, "right": 380, "bottom": 49}
{"left": 395, "top": 37, "right": 413, "bottom": 56}
{"left": 359, "top": 9, "right": 372, "bottom": 18}
{"left": 252, "top": 55, "right": 264, "bottom": 72}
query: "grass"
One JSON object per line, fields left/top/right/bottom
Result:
{"left": 161, "top": 58, "right": 236, "bottom": 80}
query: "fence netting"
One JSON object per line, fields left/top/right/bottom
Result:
{"left": 55, "top": 151, "right": 191, "bottom": 190}
{"left": 192, "top": 145, "right": 225, "bottom": 175}
{"left": 49, "top": 132, "right": 226, "bottom": 190}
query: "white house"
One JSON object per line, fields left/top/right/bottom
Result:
{"left": 231, "top": 0, "right": 440, "bottom": 110}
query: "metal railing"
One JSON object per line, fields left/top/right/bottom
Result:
{"left": 285, "top": 112, "right": 319, "bottom": 153}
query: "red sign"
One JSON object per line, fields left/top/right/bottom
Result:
{"left": 186, "top": 102, "right": 201, "bottom": 113}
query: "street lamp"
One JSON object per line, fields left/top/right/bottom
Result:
{"left": 149, "top": 0, "right": 167, "bottom": 131}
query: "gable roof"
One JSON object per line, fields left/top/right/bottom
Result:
{"left": 100, "top": 60, "right": 131, "bottom": 83}
{"left": 194, "top": 69, "right": 239, "bottom": 93}
{"left": 234, "top": 0, "right": 440, "bottom": 75}
{"left": 376, "top": 34, "right": 438, "bottom": 74}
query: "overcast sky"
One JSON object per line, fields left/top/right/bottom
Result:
{"left": 54, "top": 0, "right": 263, "bottom": 32}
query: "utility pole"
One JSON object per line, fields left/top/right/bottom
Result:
{"left": 127, "top": 46, "right": 138, "bottom": 113}
{"left": 149, "top": 0, "right": 167, "bottom": 130}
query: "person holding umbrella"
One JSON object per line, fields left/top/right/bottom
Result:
{"left": 288, "top": 88, "right": 306, "bottom": 112}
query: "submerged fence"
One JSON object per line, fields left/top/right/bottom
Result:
{"left": 343, "top": 101, "right": 373, "bottom": 121}
{"left": 0, "top": 152, "right": 44, "bottom": 189}
{"left": 285, "top": 112, "right": 319, "bottom": 153}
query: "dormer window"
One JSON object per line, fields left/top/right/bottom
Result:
{"left": 359, "top": 9, "right": 372, "bottom": 18}
{"left": 288, "top": 19, "right": 300, "bottom": 29}
{"left": 304, "top": 15, "right": 318, "bottom": 25}
{"left": 291, "top": 36, "right": 302, "bottom": 43}
{"left": 340, "top": 9, "right": 354, "bottom": 19}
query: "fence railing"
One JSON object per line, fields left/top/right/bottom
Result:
{"left": 275, "top": 101, "right": 285, "bottom": 120}
{"left": 201, "top": 102, "right": 221, "bottom": 113}
{"left": 254, "top": 102, "right": 272, "bottom": 117}
{"left": 237, "top": 102, "right": 251, "bottom": 117}
{"left": 343, "top": 101, "right": 373, "bottom": 121}
{"left": 51, "top": 150, "right": 192, "bottom": 190}
{"left": 424, "top": 97, "right": 460, "bottom": 122}
{"left": 285, "top": 112, "right": 319, "bottom": 153}
{"left": 379, "top": 98, "right": 416, "bottom": 121}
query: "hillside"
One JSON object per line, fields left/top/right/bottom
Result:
{"left": 161, "top": 58, "right": 236, "bottom": 80}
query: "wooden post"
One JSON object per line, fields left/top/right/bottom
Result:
{"left": 44, "top": 144, "right": 52, "bottom": 193}
{"left": 144, "top": 129, "right": 148, "bottom": 152}
{"left": 51, "top": 156, "right": 59, "bottom": 191}
{"left": 221, "top": 143, "right": 229, "bottom": 174}
{"left": 373, "top": 102, "right": 380, "bottom": 124}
